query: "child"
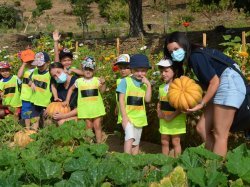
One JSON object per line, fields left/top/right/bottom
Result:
{"left": 18, "top": 49, "right": 36, "bottom": 129}
{"left": 29, "top": 52, "right": 52, "bottom": 130}
{"left": 115, "top": 54, "right": 132, "bottom": 126}
{"left": 0, "top": 61, "right": 22, "bottom": 118}
{"left": 53, "top": 30, "right": 83, "bottom": 76}
{"left": 116, "top": 54, "right": 152, "bottom": 155}
{"left": 63, "top": 56, "right": 106, "bottom": 143}
{"left": 156, "top": 59, "right": 186, "bottom": 157}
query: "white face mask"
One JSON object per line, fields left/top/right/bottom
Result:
{"left": 56, "top": 72, "right": 67, "bottom": 83}
{"left": 171, "top": 48, "right": 185, "bottom": 62}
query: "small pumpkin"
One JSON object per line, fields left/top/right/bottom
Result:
{"left": 45, "top": 102, "right": 71, "bottom": 117}
{"left": 14, "top": 129, "right": 36, "bottom": 147}
{"left": 168, "top": 76, "right": 203, "bottom": 111}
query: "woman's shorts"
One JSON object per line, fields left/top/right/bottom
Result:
{"left": 124, "top": 122, "right": 143, "bottom": 146}
{"left": 21, "top": 100, "right": 32, "bottom": 119}
{"left": 214, "top": 64, "right": 246, "bottom": 109}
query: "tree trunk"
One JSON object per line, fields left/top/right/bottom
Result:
{"left": 129, "top": 0, "right": 145, "bottom": 37}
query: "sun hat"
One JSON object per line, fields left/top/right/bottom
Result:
{"left": 81, "top": 56, "right": 96, "bottom": 70}
{"left": 114, "top": 54, "right": 130, "bottom": 65}
{"left": 130, "top": 54, "right": 151, "bottom": 69}
{"left": 21, "top": 49, "right": 35, "bottom": 63}
{"left": 31, "top": 52, "right": 50, "bottom": 66}
{"left": 59, "top": 48, "right": 73, "bottom": 61}
{"left": 0, "top": 61, "right": 11, "bottom": 69}
{"left": 156, "top": 59, "right": 173, "bottom": 67}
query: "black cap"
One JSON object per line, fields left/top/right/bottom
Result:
{"left": 59, "top": 48, "right": 73, "bottom": 60}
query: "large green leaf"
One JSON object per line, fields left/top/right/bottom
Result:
{"left": 226, "top": 144, "right": 250, "bottom": 183}
{"left": 25, "top": 159, "right": 62, "bottom": 180}
{"left": 0, "top": 165, "right": 24, "bottom": 187}
{"left": 67, "top": 171, "right": 91, "bottom": 187}
{"left": 187, "top": 167, "right": 206, "bottom": 187}
{"left": 63, "top": 155, "right": 96, "bottom": 172}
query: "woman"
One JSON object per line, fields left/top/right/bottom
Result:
{"left": 49, "top": 62, "right": 78, "bottom": 125}
{"left": 164, "top": 31, "right": 246, "bottom": 157}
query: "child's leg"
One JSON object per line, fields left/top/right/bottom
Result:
{"left": 172, "top": 135, "right": 181, "bottom": 157}
{"left": 131, "top": 126, "right": 143, "bottom": 155}
{"left": 25, "top": 119, "right": 31, "bottom": 129}
{"left": 0, "top": 109, "right": 5, "bottom": 118}
{"left": 85, "top": 119, "right": 93, "bottom": 129}
{"left": 32, "top": 117, "right": 39, "bottom": 130}
{"left": 161, "top": 134, "right": 170, "bottom": 156}
{"left": 124, "top": 123, "right": 134, "bottom": 154}
{"left": 93, "top": 117, "right": 103, "bottom": 143}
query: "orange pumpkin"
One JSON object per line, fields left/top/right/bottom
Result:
{"left": 14, "top": 129, "right": 36, "bottom": 147}
{"left": 45, "top": 102, "right": 71, "bottom": 117}
{"left": 168, "top": 76, "right": 203, "bottom": 111}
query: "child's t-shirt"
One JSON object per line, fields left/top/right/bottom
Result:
{"left": 116, "top": 76, "right": 143, "bottom": 94}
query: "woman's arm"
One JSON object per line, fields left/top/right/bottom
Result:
{"left": 188, "top": 75, "right": 219, "bottom": 112}
{"left": 62, "top": 84, "right": 76, "bottom": 106}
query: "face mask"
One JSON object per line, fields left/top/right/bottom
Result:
{"left": 171, "top": 48, "right": 185, "bottom": 62}
{"left": 56, "top": 72, "right": 67, "bottom": 83}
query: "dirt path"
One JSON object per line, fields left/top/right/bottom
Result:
{"left": 106, "top": 134, "right": 162, "bottom": 154}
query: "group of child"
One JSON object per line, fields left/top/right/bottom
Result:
{"left": 0, "top": 32, "right": 187, "bottom": 157}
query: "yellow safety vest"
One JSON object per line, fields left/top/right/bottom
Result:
{"left": 30, "top": 69, "right": 52, "bottom": 107}
{"left": 159, "top": 83, "right": 186, "bottom": 134}
{"left": 20, "top": 69, "right": 34, "bottom": 101}
{"left": 77, "top": 77, "right": 106, "bottom": 118}
{"left": 125, "top": 77, "right": 147, "bottom": 127}
{"left": 0, "top": 75, "right": 21, "bottom": 107}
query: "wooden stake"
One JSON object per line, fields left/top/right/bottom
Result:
{"left": 116, "top": 38, "right": 120, "bottom": 56}
{"left": 75, "top": 41, "right": 78, "bottom": 52}
{"left": 241, "top": 31, "right": 246, "bottom": 75}
{"left": 203, "top": 33, "right": 207, "bottom": 47}
{"left": 242, "top": 31, "right": 246, "bottom": 52}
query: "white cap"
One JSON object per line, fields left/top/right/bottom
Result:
{"left": 115, "top": 54, "right": 130, "bottom": 65}
{"left": 156, "top": 59, "right": 173, "bottom": 67}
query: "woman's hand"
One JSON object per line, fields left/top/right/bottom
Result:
{"left": 53, "top": 112, "right": 64, "bottom": 120}
{"left": 187, "top": 103, "right": 204, "bottom": 112}
{"left": 54, "top": 97, "right": 62, "bottom": 102}
{"left": 62, "top": 101, "right": 69, "bottom": 107}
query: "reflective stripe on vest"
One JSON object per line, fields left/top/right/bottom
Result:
{"left": 33, "top": 79, "right": 47, "bottom": 89}
{"left": 4, "top": 87, "right": 15, "bottom": 95}
{"left": 81, "top": 89, "right": 98, "bottom": 97}
{"left": 127, "top": 96, "right": 143, "bottom": 106}
{"left": 22, "top": 78, "right": 29, "bottom": 84}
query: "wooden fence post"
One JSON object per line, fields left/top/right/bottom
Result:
{"left": 203, "top": 33, "right": 207, "bottom": 47}
{"left": 75, "top": 41, "right": 78, "bottom": 52}
{"left": 241, "top": 31, "right": 246, "bottom": 74}
{"left": 116, "top": 38, "right": 120, "bottom": 56}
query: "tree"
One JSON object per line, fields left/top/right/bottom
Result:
{"left": 69, "top": 0, "right": 93, "bottom": 37}
{"left": 128, "top": 0, "right": 145, "bottom": 37}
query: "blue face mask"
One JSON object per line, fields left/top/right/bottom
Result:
{"left": 56, "top": 72, "right": 67, "bottom": 84}
{"left": 171, "top": 48, "right": 185, "bottom": 62}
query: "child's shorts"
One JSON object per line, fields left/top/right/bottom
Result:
{"left": 214, "top": 65, "right": 246, "bottom": 108}
{"left": 21, "top": 100, "right": 32, "bottom": 119}
{"left": 124, "top": 122, "right": 143, "bottom": 146}
{"left": 31, "top": 104, "right": 45, "bottom": 118}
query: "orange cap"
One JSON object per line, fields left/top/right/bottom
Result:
{"left": 21, "top": 49, "right": 35, "bottom": 63}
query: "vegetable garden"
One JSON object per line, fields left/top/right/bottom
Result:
{"left": 0, "top": 31, "right": 250, "bottom": 186}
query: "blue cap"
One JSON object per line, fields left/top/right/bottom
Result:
{"left": 130, "top": 54, "right": 151, "bottom": 69}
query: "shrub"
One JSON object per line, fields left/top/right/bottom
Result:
{"left": 103, "top": 1, "right": 129, "bottom": 24}
{"left": 0, "top": 5, "right": 22, "bottom": 28}
{"left": 32, "top": 0, "right": 52, "bottom": 17}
